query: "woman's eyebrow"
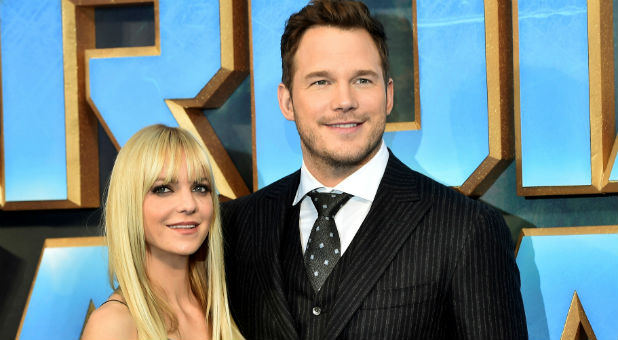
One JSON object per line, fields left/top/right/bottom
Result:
{"left": 153, "top": 177, "right": 177, "bottom": 183}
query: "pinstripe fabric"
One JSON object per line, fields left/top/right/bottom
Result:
{"left": 280, "top": 204, "right": 355, "bottom": 340}
{"left": 223, "top": 151, "right": 527, "bottom": 340}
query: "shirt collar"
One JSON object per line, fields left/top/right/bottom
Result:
{"left": 293, "top": 141, "right": 389, "bottom": 205}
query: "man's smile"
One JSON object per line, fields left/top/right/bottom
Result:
{"left": 327, "top": 122, "right": 361, "bottom": 128}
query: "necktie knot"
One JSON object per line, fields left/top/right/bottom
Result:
{"left": 307, "top": 191, "right": 352, "bottom": 218}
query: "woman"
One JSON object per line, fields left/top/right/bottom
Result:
{"left": 82, "top": 125, "right": 242, "bottom": 340}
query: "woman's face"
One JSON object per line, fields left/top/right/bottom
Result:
{"left": 142, "top": 158, "right": 213, "bottom": 259}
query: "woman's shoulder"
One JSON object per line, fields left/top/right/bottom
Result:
{"left": 81, "top": 294, "right": 137, "bottom": 340}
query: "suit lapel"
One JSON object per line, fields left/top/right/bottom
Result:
{"left": 325, "top": 153, "right": 433, "bottom": 338}
{"left": 251, "top": 173, "right": 300, "bottom": 339}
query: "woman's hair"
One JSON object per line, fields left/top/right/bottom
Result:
{"left": 104, "top": 124, "right": 241, "bottom": 339}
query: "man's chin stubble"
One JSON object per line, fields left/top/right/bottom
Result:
{"left": 302, "top": 137, "right": 381, "bottom": 171}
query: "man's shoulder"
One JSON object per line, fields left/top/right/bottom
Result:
{"left": 220, "top": 170, "right": 300, "bottom": 241}
{"left": 386, "top": 152, "right": 495, "bottom": 216}
{"left": 222, "top": 170, "right": 300, "bottom": 210}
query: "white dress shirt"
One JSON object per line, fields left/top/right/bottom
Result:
{"left": 293, "top": 141, "right": 389, "bottom": 255}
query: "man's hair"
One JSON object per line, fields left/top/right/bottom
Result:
{"left": 281, "top": 0, "right": 390, "bottom": 91}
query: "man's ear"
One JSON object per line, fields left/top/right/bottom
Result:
{"left": 386, "top": 78, "right": 394, "bottom": 116}
{"left": 278, "top": 83, "right": 295, "bottom": 121}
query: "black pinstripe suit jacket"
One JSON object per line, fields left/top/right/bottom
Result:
{"left": 222, "top": 152, "right": 527, "bottom": 339}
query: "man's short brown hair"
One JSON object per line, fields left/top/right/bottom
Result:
{"left": 280, "top": 0, "right": 390, "bottom": 91}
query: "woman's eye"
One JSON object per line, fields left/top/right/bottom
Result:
{"left": 152, "top": 185, "right": 171, "bottom": 194}
{"left": 193, "top": 184, "right": 210, "bottom": 193}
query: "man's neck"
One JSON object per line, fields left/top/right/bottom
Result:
{"left": 303, "top": 163, "right": 356, "bottom": 187}
{"left": 301, "top": 146, "right": 381, "bottom": 188}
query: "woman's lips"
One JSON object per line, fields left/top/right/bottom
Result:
{"left": 167, "top": 221, "right": 199, "bottom": 229}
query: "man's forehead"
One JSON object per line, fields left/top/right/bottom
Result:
{"left": 297, "top": 25, "right": 372, "bottom": 47}
{"left": 292, "top": 26, "right": 383, "bottom": 76}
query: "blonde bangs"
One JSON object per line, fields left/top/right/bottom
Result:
{"left": 141, "top": 128, "right": 215, "bottom": 195}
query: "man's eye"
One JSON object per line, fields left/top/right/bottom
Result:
{"left": 193, "top": 184, "right": 210, "bottom": 193}
{"left": 152, "top": 185, "right": 171, "bottom": 194}
{"left": 356, "top": 78, "right": 371, "bottom": 85}
{"left": 312, "top": 80, "right": 328, "bottom": 86}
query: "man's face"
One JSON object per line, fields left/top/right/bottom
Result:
{"left": 278, "top": 26, "right": 393, "bottom": 173}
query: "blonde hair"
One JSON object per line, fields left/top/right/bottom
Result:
{"left": 104, "top": 124, "right": 242, "bottom": 339}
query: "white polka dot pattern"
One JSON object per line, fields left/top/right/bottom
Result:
{"left": 304, "top": 190, "right": 352, "bottom": 291}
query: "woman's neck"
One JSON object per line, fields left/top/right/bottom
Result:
{"left": 146, "top": 250, "right": 209, "bottom": 339}
{"left": 146, "top": 250, "right": 194, "bottom": 307}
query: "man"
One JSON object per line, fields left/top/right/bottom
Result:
{"left": 223, "top": 1, "right": 527, "bottom": 339}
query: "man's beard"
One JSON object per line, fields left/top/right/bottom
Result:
{"left": 295, "top": 117, "right": 385, "bottom": 169}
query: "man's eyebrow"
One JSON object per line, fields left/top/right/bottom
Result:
{"left": 304, "top": 70, "right": 380, "bottom": 79}
{"left": 304, "top": 71, "right": 331, "bottom": 79}
{"left": 354, "top": 69, "right": 380, "bottom": 78}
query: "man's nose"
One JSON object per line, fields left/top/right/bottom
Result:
{"left": 331, "top": 83, "right": 358, "bottom": 112}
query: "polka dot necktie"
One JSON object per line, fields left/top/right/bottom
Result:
{"left": 304, "top": 190, "right": 352, "bottom": 291}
